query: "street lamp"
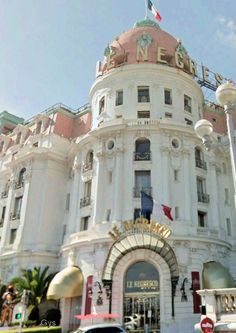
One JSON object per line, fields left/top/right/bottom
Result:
{"left": 194, "top": 82, "right": 236, "bottom": 205}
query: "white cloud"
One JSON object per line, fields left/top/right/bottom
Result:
{"left": 216, "top": 16, "right": 236, "bottom": 49}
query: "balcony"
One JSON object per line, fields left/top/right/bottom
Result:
{"left": 133, "top": 152, "right": 151, "bottom": 161}
{"left": 80, "top": 196, "right": 91, "bottom": 208}
{"left": 10, "top": 212, "right": 20, "bottom": 220}
{"left": 133, "top": 187, "right": 152, "bottom": 198}
{"left": 83, "top": 162, "right": 93, "bottom": 172}
{"left": 196, "top": 158, "right": 207, "bottom": 170}
{"left": 198, "top": 191, "right": 210, "bottom": 203}
{"left": 1, "top": 190, "right": 9, "bottom": 199}
{"left": 195, "top": 288, "right": 236, "bottom": 332}
{"left": 15, "top": 181, "right": 24, "bottom": 190}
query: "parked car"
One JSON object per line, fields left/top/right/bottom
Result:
{"left": 124, "top": 316, "right": 138, "bottom": 331}
{"left": 74, "top": 323, "right": 126, "bottom": 333}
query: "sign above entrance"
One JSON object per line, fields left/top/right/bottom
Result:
{"left": 108, "top": 218, "right": 172, "bottom": 242}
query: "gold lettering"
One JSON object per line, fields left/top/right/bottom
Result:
{"left": 175, "top": 51, "right": 184, "bottom": 69}
{"left": 215, "top": 73, "right": 223, "bottom": 87}
{"left": 157, "top": 47, "right": 167, "bottom": 64}
{"left": 202, "top": 66, "right": 211, "bottom": 84}
{"left": 189, "top": 58, "right": 198, "bottom": 76}
{"left": 137, "top": 45, "right": 149, "bottom": 61}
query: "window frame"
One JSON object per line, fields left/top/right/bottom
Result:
{"left": 137, "top": 86, "right": 150, "bottom": 103}
{"left": 164, "top": 88, "right": 172, "bottom": 105}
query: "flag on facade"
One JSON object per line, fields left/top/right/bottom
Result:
{"left": 141, "top": 191, "right": 173, "bottom": 221}
{"left": 148, "top": 0, "right": 162, "bottom": 22}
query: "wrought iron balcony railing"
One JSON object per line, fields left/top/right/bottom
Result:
{"left": 10, "top": 212, "right": 21, "bottom": 220}
{"left": 15, "top": 181, "right": 24, "bottom": 190}
{"left": 197, "top": 191, "right": 210, "bottom": 203}
{"left": 133, "top": 152, "right": 151, "bottom": 161}
{"left": 80, "top": 196, "right": 91, "bottom": 208}
{"left": 196, "top": 158, "right": 207, "bottom": 170}
{"left": 133, "top": 187, "right": 152, "bottom": 198}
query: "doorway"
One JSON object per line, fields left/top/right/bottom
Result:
{"left": 123, "top": 261, "right": 160, "bottom": 333}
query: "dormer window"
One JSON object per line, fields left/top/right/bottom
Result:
{"left": 15, "top": 132, "right": 22, "bottom": 145}
{"left": 99, "top": 97, "right": 105, "bottom": 114}
{"left": 35, "top": 120, "right": 42, "bottom": 134}
{"left": 138, "top": 86, "right": 150, "bottom": 103}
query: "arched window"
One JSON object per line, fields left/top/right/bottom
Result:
{"left": 99, "top": 97, "right": 105, "bottom": 115}
{"left": 195, "top": 147, "right": 207, "bottom": 170}
{"left": 83, "top": 151, "right": 93, "bottom": 172}
{"left": 134, "top": 138, "right": 151, "bottom": 161}
{"left": 16, "top": 168, "right": 26, "bottom": 188}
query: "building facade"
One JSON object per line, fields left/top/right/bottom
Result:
{"left": 0, "top": 18, "right": 236, "bottom": 333}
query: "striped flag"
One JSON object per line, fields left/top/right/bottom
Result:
{"left": 141, "top": 191, "right": 173, "bottom": 221}
{"left": 148, "top": 0, "right": 162, "bottom": 22}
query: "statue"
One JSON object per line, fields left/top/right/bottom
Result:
{"left": 0, "top": 285, "right": 16, "bottom": 326}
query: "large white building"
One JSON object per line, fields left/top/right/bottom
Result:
{"left": 0, "top": 18, "right": 235, "bottom": 333}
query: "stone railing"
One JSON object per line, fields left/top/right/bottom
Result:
{"left": 195, "top": 289, "right": 236, "bottom": 332}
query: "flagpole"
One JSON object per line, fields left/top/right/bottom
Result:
{"left": 144, "top": 0, "right": 148, "bottom": 18}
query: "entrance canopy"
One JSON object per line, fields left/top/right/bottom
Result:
{"left": 47, "top": 266, "right": 83, "bottom": 300}
{"left": 102, "top": 231, "right": 179, "bottom": 281}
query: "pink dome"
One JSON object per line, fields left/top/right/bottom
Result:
{"left": 100, "top": 19, "right": 188, "bottom": 74}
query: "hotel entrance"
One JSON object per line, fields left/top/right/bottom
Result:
{"left": 123, "top": 261, "right": 160, "bottom": 333}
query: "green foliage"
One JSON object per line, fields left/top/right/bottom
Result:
{"left": 10, "top": 266, "right": 57, "bottom": 306}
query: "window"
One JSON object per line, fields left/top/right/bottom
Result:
{"left": 198, "top": 211, "right": 207, "bottom": 227}
{"left": 185, "top": 118, "right": 193, "bottom": 125}
{"left": 175, "top": 207, "right": 180, "bottom": 219}
{"left": 225, "top": 188, "right": 229, "bottom": 205}
{"left": 115, "top": 90, "right": 123, "bottom": 106}
{"left": 134, "top": 138, "right": 151, "bottom": 161}
{"left": 197, "top": 177, "right": 209, "bottom": 203}
{"left": 0, "top": 141, "right": 4, "bottom": 153}
{"left": 83, "top": 151, "right": 93, "bottom": 172}
{"left": 165, "top": 112, "right": 172, "bottom": 118}
{"left": 0, "top": 206, "right": 5, "bottom": 227}
{"left": 184, "top": 94, "right": 192, "bottom": 112}
{"left": 9, "top": 229, "right": 17, "bottom": 244}
{"left": 226, "top": 218, "right": 231, "bottom": 236}
{"left": 80, "top": 216, "right": 89, "bottom": 231}
{"left": 174, "top": 170, "right": 179, "bottom": 181}
{"left": 80, "top": 181, "right": 92, "bottom": 207}
{"left": 99, "top": 96, "right": 105, "bottom": 114}
{"left": 65, "top": 193, "right": 70, "bottom": 210}
{"left": 134, "top": 170, "right": 151, "bottom": 197}
{"left": 15, "top": 132, "right": 22, "bottom": 145}
{"left": 195, "top": 147, "right": 207, "bottom": 170}
{"left": 13, "top": 196, "right": 23, "bottom": 219}
{"left": 138, "top": 86, "right": 150, "bottom": 103}
{"left": 164, "top": 89, "right": 172, "bottom": 105}
{"left": 17, "top": 168, "right": 26, "bottom": 188}
{"left": 222, "top": 163, "right": 227, "bottom": 174}
{"left": 109, "top": 171, "right": 112, "bottom": 183}
{"left": 137, "top": 111, "right": 150, "bottom": 118}
{"left": 35, "top": 120, "right": 42, "bottom": 134}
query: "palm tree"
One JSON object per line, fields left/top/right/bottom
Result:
{"left": 11, "top": 266, "right": 56, "bottom": 306}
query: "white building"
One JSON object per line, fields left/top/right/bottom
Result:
{"left": 0, "top": 18, "right": 235, "bottom": 333}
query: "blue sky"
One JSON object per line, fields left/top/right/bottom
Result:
{"left": 0, "top": 0, "right": 236, "bottom": 120}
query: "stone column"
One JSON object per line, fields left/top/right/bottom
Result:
{"left": 93, "top": 152, "right": 105, "bottom": 225}
{"left": 112, "top": 149, "right": 123, "bottom": 222}
{"left": 183, "top": 150, "right": 191, "bottom": 222}
{"left": 161, "top": 147, "right": 170, "bottom": 204}
{"left": 68, "top": 161, "right": 81, "bottom": 234}
{"left": 209, "top": 161, "right": 220, "bottom": 229}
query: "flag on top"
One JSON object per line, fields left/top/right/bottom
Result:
{"left": 141, "top": 191, "right": 173, "bottom": 221}
{"left": 148, "top": 0, "right": 162, "bottom": 22}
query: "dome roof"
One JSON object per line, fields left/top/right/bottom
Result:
{"left": 100, "top": 18, "right": 188, "bottom": 74}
